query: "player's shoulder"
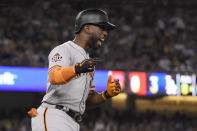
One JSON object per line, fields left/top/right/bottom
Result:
{"left": 60, "top": 41, "right": 74, "bottom": 48}
{"left": 54, "top": 41, "right": 72, "bottom": 50}
{"left": 48, "top": 41, "right": 72, "bottom": 56}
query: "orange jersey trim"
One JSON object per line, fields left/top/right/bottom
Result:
{"left": 43, "top": 107, "right": 48, "bottom": 131}
{"left": 49, "top": 66, "right": 76, "bottom": 85}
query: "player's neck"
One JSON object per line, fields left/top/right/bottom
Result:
{"left": 73, "top": 35, "right": 89, "bottom": 52}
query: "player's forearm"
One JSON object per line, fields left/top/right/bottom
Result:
{"left": 49, "top": 66, "right": 76, "bottom": 85}
{"left": 86, "top": 91, "right": 107, "bottom": 109}
{"left": 49, "top": 59, "right": 99, "bottom": 85}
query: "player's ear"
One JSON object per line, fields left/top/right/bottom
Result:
{"left": 83, "top": 25, "right": 92, "bottom": 34}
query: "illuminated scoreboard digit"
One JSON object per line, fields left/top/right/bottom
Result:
{"left": 128, "top": 72, "right": 147, "bottom": 96}
{"left": 178, "top": 74, "right": 196, "bottom": 96}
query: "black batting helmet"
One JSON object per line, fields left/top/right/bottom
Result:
{"left": 74, "top": 9, "right": 116, "bottom": 34}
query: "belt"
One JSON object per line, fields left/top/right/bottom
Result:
{"left": 41, "top": 102, "right": 82, "bottom": 123}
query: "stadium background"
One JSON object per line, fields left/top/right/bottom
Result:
{"left": 0, "top": 0, "right": 197, "bottom": 130}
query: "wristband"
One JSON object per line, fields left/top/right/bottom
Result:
{"left": 101, "top": 91, "right": 112, "bottom": 100}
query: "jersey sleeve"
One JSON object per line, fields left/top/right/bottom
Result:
{"left": 48, "top": 45, "right": 71, "bottom": 70}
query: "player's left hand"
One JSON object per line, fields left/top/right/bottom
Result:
{"left": 102, "top": 75, "right": 121, "bottom": 100}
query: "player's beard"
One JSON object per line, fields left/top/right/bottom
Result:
{"left": 87, "top": 34, "right": 100, "bottom": 50}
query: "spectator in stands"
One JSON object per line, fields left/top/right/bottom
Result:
{"left": 0, "top": 0, "right": 197, "bottom": 73}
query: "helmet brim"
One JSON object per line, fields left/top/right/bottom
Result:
{"left": 97, "top": 22, "right": 116, "bottom": 31}
{"left": 75, "top": 22, "right": 116, "bottom": 34}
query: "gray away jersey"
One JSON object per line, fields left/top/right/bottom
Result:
{"left": 42, "top": 41, "right": 95, "bottom": 114}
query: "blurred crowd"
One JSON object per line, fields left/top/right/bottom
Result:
{"left": 81, "top": 109, "right": 197, "bottom": 131}
{"left": 0, "top": 108, "right": 31, "bottom": 131}
{"left": 0, "top": 0, "right": 197, "bottom": 73}
{"left": 1, "top": 108, "right": 197, "bottom": 131}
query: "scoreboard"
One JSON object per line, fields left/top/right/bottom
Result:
{"left": 0, "top": 66, "right": 196, "bottom": 97}
{"left": 128, "top": 72, "right": 196, "bottom": 96}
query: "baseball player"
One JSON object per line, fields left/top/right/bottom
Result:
{"left": 28, "top": 9, "right": 121, "bottom": 131}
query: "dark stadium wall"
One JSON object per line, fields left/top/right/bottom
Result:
{"left": 0, "top": 92, "right": 44, "bottom": 109}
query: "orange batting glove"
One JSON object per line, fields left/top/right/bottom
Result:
{"left": 101, "top": 75, "right": 121, "bottom": 100}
